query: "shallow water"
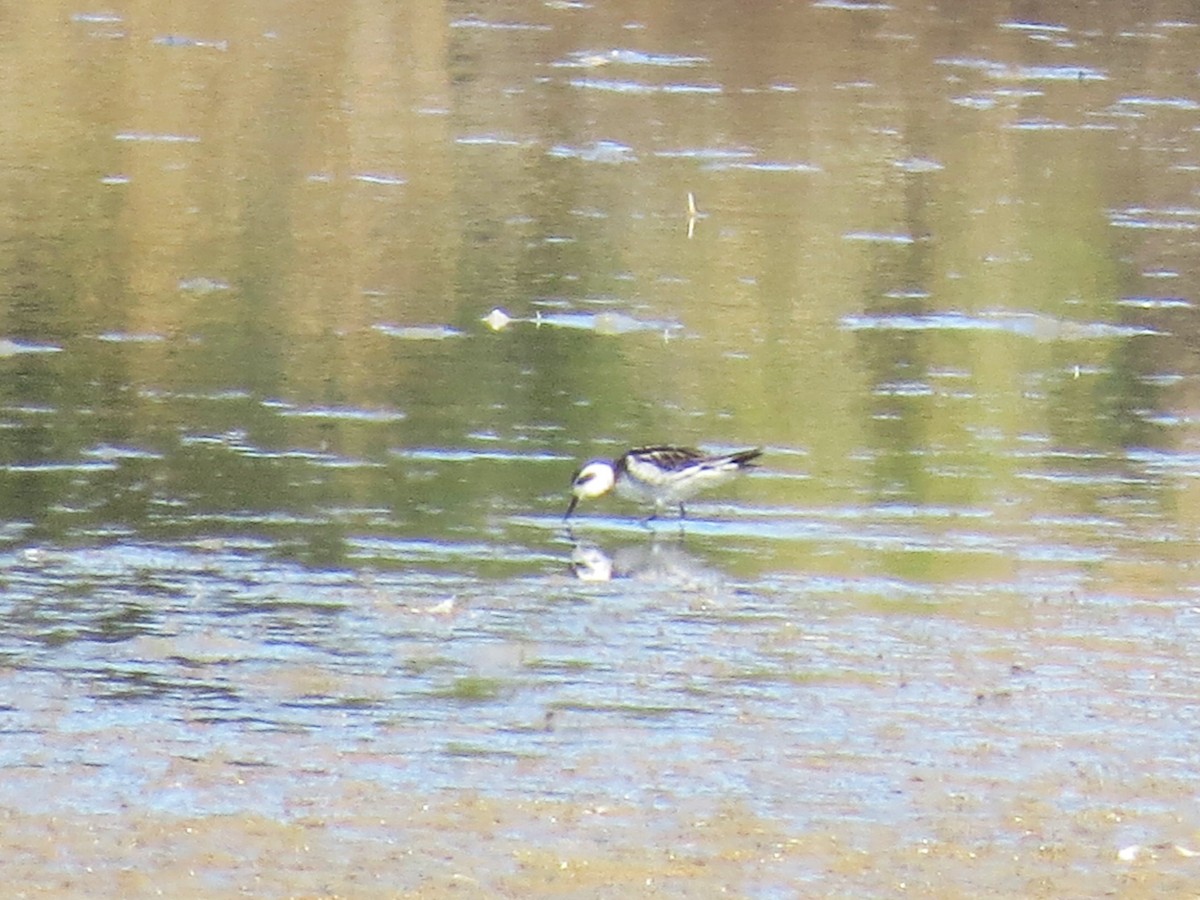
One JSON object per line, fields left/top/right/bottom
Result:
{"left": 3, "top": 0, "right": 1200, "bottom": 895}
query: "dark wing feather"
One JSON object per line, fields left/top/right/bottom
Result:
{"left": 621, "top": 446, "right": 705, "bottom": 474}
{"left": 619, "top": 446, "right": 762, "bottom": 475}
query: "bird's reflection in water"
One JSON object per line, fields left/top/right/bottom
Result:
{"left": 568, "top": 536, "right": 721, "bottom": 590}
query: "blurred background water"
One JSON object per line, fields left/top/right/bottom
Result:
{"left": 3, "top": 1, "right": 1200, "bottom": 894}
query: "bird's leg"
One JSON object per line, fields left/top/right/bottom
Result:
{"left": 678, "top": 503, "right": 687, "bottom": 519}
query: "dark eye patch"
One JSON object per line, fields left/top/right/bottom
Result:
{"left": 573, "top": 471, "right": 595, "bottom": 487}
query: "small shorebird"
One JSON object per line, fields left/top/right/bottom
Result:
{"left": 565, "top": 446, "right": 762, "bottom": 521}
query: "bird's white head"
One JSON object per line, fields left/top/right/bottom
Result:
{"left": 565, "top": 460, "right": 616, "bottom": 517}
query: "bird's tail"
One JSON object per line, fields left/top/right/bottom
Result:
{"left": 725, "top": 447, "right": 763, "bottom": 469}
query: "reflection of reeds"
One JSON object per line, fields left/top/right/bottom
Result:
{"left": 3, "top": 0, "right": 1196, "bottom": 567}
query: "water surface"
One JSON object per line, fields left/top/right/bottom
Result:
{"left": 3, "top": 1, "right": 1200, "bottom": 895}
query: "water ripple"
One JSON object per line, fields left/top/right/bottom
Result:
{"left": 0, "top": 339, "right": 61, "bottom": 356}
{"left": 841, "top": 311, "right": 1162, "bottom": 340}
{"left": 568, "top": 79, "right": 722, "bottom": 96}
{"left": 547, "top": 140, "right": 637, "bottom": 163}
{"left": 554, "top": 49, "right": 708, "bottom": 68}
